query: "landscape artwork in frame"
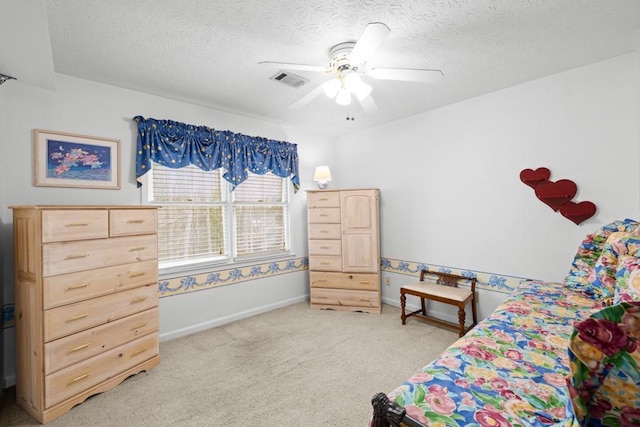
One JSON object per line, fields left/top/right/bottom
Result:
{"left": 34, "top": 129, "right": 121, "bottom": 189}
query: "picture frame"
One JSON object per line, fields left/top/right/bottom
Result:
{"left": 34, "top": 129, "right": 121, "bottom": 189}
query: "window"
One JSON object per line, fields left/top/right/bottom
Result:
{"left": 149, "top": 164, "right": 291, "bottom": 273}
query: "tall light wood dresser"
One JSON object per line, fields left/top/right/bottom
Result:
{"left": 307, "top": 189, "right": 381, "bottom": 313}
{"left": 10, "top": 205, "right": 160, "bottom": 424}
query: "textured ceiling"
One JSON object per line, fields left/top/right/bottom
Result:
{"left": 41, "top": 0, "right": 640, "bottom": 137}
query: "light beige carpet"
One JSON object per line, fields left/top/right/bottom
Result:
{"left": 0, "top": 302, "right": 458, "bottom": 426}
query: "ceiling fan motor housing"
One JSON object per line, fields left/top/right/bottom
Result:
{"left": 328, "top": 42, "right": 360, "bottom": 72}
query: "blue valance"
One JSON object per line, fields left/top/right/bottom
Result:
{"left": 134, "top": 116, "right": 300, "bottom": 191}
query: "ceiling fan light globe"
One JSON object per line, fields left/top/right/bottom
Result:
{"left": 322, "top": 78, "right": 340, "bottom": 99}
{"left": 336, "top": 88, "right": 351, "bottom": 106}
{"left": 343, "top": 72, "right": 362, "bottom": 91}
{"left": 354, "top": 83, "right": 372, "bottom": 101}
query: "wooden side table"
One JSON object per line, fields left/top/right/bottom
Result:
{"left": 400, "top": 270, "right": 477, "bottom": 337}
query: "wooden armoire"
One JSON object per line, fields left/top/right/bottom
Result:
{"left": 307, "top": 189, "right": 381, "bottom": 313}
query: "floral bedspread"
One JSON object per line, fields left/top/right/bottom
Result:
{"left": 388, "top": 280, "right": 600, "bottom": 427}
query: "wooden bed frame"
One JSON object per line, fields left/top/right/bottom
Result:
{"left": 371, "top": 393, "right": 426, "bottom": 427}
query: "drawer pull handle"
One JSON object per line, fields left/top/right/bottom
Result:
{"left": 359, "top": 281, "right": 370, "bottom": 285}
{"left": 316, "top": 280, "right": 327, "bottom": 283}
{"left": 320, "top": 230, "right": 329, "bottom": 233}
{"left": 127, "top": 219, "right": 145, "bottom": 224}
{"left": 319, "top": 198, "right": 329, "bottom": 201}
{"left": 67, "top": 343, "right": 91, "bottom": 353}
{"left": 360, "top": 299, "right": 371, "bottom": 302}
{"left": 65, "top": 222, "right": 90, "bottom": 227}
{"left": 320, "top": 246, "right": 330, "bottom": 249}
{"left": 130, "top": 322, "right": 147, "bottom": 330}
{"left": 320, "top": 262, "right": 330, "bottom": 265}
{"left": 131, "top": 347, "right": 149, "bottom": 356}
{"left": 66, "top": 283, "right": 89, "bottom": 291}
{"left": 68, "top": 373, "right": 90, "bottom": 385}
{"left": 67, "top": 313, "right": 89, "bottom": 322}
{"left": 129, "top": 246, "right": 147, "bottom": 252}
{"left": 131, "top": 296, "right": 147, "bottom": 304}
{"left": 319, "top": 214, "right": 329, "bottom": 217}
{"left": 316, "top": 296, "right": 328, "bottom": 299}
{"left": 65, "top": 253, "right": 89, "bottom": 260}
{"left": 129, "top": 272, "right": 146, "bottom": 278}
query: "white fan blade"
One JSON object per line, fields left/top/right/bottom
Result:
{"left": 357, "top": 93, "right": 379, "bottom": 114}
{"left": 348, "top": 22, "right": 390, "bottom": 65}
{"left": 367, "top": 67, "right": 444, "bottom": 82}
{"left": 289, "top": 84, "right": 325, "bottom": 109}
{"left": 258, "top": 61, "right": 328, "bottom": 73}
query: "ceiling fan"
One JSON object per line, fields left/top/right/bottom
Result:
{"left": 259, "top": 22, "right": 443, "bottom": 114}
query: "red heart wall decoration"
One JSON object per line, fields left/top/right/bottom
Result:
{"left": 534, "top": 179, "right": 577, "bottom": 212}
{"left": 559, "top": 201, "right": 597, "bottom": 225}
{"left": 519, "top": 167, "right": 551, "bottom": 189}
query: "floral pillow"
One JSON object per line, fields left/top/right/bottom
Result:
{"left": 566, "top": 219, "right": 640, "bottom": 290}
{"left": 614, "top": 255, "right": 640, "bottom": 304}
{"left": 584, "top": 233, "right": 640, "bottom": 300}
{"left": 566, "top": 301, "right": 640, "bottom": 426}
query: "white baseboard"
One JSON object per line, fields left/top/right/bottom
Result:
{"left": 159, "top": 294, "right": 309, "bottom": 342}
{"left": 4, "top": 374, "right": 15, "bottom": 388}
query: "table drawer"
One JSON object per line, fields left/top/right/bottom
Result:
{"left": 42, "top": 210, "right": 108, "bottom": 243}
{"left": 310, "top": 288, "right": 380, "bottom": 308}
{"left": 44, "top": 260, "right": 158, "bottom": 309}
{"left": 45, "top": 308, "right": 158, "bottom": 375}
{"left": 44, "top": 284, "right": 158, "bottom": 342}
{"left": 110, "top": 209, "right": 157, "bottom": 237}
{"left": 45, "top": 333, "right": 158, "bottom": 408}
{"left": 309, "top": 240, "right": 341, "bottom": 256}
{"left": 310, "top": 272, "right": 379, "bottom": 291}
{"left": 308, "top": 255, "right": 342, "bottom": 272}
{"left": 308, "top": 223, "right": 341, "bottom": 240}
{"left": 308, "top": 191, "right": 340, "bottom": 208}
{"left": 308, "top": 208, "right": 340, "bottom": 223}
{"left": 43, "top": 234, "right": 157, "bottom": 277}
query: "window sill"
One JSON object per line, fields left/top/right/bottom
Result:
{"left": 158, "top": 252, "right": 298, "bottom": 280}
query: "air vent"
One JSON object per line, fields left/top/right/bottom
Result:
{"left": 269, "top": 70, "right": 309, "bottom": 88}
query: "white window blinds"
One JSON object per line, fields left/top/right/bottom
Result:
{"left": 150, "top": 164, "right": 290, "bottom": 269}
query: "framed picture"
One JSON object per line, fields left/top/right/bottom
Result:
{"left": 34, "top": 129, "right": 121, "bottom": 189}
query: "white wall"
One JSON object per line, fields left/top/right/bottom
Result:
{"left": 335, "top": 53, "right": 639, "bottom": 314}
{"left": 2, "top": 52, "right": 638, "bottom": 388}
{"left": 0, "top": 74, "right": 335, "bottom": 386}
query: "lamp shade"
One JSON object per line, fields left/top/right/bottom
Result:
{"left": 313, "top": 166, "right": 332, "bottom": 189}
{"left": 313, "top": 166, "right": 332, "bottom": 182}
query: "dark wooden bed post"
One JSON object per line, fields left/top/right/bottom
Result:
{"left": 371, "top": 393, "right": 427, "bottom": 427}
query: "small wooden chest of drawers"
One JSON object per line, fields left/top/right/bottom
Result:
{"left": 11, "top": 205, "right": 160, "bottom": 424}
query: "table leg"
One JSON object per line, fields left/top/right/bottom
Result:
{"left": 400, "top": 292, "right": 407, "bottom": 325}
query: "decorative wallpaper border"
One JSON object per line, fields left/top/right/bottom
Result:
{"left": 159, "top": 257, "right": 309, "bottom": 297}
{"left": 2, "top": 304, "right": 14, "bottom": 329}
{"left": 381, "top": 257, "right": 528, "bottom": 294}
{"left": 0, "top": 256, "right": 525, "bottom": 328}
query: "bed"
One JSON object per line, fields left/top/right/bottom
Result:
{"left": 372, "top": 219, "right": 640, "bottom": 427}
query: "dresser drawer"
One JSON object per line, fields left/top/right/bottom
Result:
{"left": 45, "top": 308, "right": 158, "bottom": 375}
{"left": 310, "top": 288, "right": 380, "bottom": 308}
{"left": 308, "top": 191, "right": 340, "bottom": 208}
{"left": 308, "top": 255, "right": 342, "bottom": 272}
{"left": 44, "top": 260, "right": 158, "bottom": 309}
{"left": 308, "top": 223, "right": 341, "bottom": 240}
{"left": 309, "top": 240, "right": 341, "bottom": 256}
{"left": 110, "top": 209, "right": 157, "bottom": 237}
{"left": 310, "top": 272, "right": 379, "bottom": 291}
{"left": 44, "top": 284, "right": 158, "bottom": 342}
{"left": 308, "top": 208, "right": 340, "bottom": 223}
{"left": 43, "top": 234, "right": 157, "bottom": 277}
{"left": 42, "top": 210, "right": 108, "bottom": 243}
{"left": 45, "top": 333, "right": 159, "bottom": 408}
